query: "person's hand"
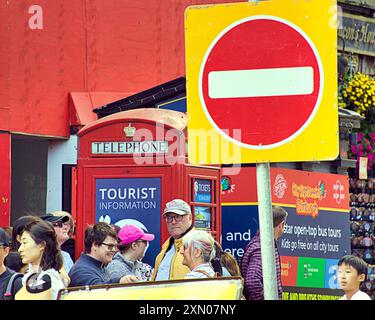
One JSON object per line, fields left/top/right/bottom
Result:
{"left": 119, "top": 275, "right": 138, "bottom": 284}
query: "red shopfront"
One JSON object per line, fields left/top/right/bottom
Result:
{"left": 75, "top": 108, "right": 221, "bottom": 264}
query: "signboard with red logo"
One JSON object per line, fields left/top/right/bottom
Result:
{"left": 186, "top": 0, "right": 338, "bottom": 164}
{"left": 221, "top": 167, "right": 349, "bottom": 300}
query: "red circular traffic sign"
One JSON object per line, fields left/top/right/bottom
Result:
{"left": 199, "top": 16, "right": 323, "bottom": 149}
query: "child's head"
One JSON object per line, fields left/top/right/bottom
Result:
{"left": 338, "top": 255, "right": 368, "bottom": 293}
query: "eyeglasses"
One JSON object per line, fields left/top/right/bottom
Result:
{"left": 101, "top": 242, "right": 118, "bottom": 251}
{"left": 52, "top": 221, "right": 64, "bottom": 228}
{"left": 164, "top": 214, "right": 185, "bottom": 223}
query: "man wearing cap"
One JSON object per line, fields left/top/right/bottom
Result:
{"left": 0, "top": 228, "right": 23, "bottom": 300}
{"left": 152, "top": 199, "right": 194, "bottom": 281}
{"left": 40, "top": 214, "right": 74, "bottom": 275}
{"left": 51, "top": 211, "right": 76, "bottom": 262}
{"left": 106, "top": 224, "right": 155, "bottom": 282}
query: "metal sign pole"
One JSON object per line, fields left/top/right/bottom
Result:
{"left": 256, "top": 162, "right": 278, "bottom": 300}
{"left": 249, "top": 1, "right": 276, "bottom": 295}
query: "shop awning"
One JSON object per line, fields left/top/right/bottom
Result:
{"left": 93, "top": 77, "right": 186, "bottom": 118}
{"left": 69, "top": 92, "right": 130, "bottom": 127}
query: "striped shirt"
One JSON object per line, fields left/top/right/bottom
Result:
{"left": 240, "top": 232, "right": 282, "bottom": 300}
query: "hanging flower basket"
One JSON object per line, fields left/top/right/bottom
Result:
{"left": 348, "top": 130, "right": 375, "bottom": 171}
{"left": 339, "top": 72, "right": 375, "bottom": 133}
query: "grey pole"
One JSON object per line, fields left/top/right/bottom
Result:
{"left": 256, "top": 162, "right": 278, "bottom": 300}
{"left": 248, "top": 0, "right": 278, "bottom": 300}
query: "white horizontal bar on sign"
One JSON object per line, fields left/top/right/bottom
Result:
{"left": 208, "top": 66, "right": 314, "bottom": 99}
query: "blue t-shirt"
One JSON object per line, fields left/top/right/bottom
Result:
{"left": 61, "top": 250, "right": 73, "bottom": 274}
{"left": 68, "top": 253, "right": 119, "bottom": 287}
{"left": 155, "top": 245, "right": 175, "bottom": 281}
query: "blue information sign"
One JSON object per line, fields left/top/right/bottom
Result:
{"left": 193, "top": 179, "right": 212, "bottom": 203}
{"left": 95, "top": 178, "right": 161, "bottom": 265}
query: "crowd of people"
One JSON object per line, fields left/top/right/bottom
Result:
{"left": 0, "top": 200, "right": 372, "bottom": 300}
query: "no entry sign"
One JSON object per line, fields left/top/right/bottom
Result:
{"left": 186, "top": 0, "right": 338, "bottom": 164}
{"left": 200, "top": 16, "right": 323, "bottom": 148}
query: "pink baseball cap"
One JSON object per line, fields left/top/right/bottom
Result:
{"left": 118, "top": 224, "right": 155, "bottom": 245}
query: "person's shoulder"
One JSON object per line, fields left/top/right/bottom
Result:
{"left": 72, "top": 253, "right": 91, "bottom": 266}
{"left": 185, "top": 271, "right": 206, "bottom": 279}
{"left": 41, "top": 269, "right": 65, "bottom": 288}
{"left": 68, "top": 256, "right": 87, "bottom": 275}
{"left": 1, "top": 267, "right": 14, "bottom": 279}
{"left": 64, "top": 238, "right": 75, "bottom": 245}
{"left": 244, "top": 236, "right": 261, "bottom": 254}
{"left": 61, "top": 250, "right": 69, "bottom": 257}
{"left": 352, "top": 291, "right": 372, "bottom": 300}
{"left": 61, "top": 250, "right": 74, "bottom": 262}
{"left": 222, "top": 266, "right": 231, "bottom": 276}
{"left": 138, "top": 261, "right": 153, "bottom": 270}
{"left": 112, "top": 252, "right": 124, "bottom": 262}
{"left": 39, "top": 268, "right": 61, "bottom": 281}
{"left": 22, "top": 270, "right": 36, "bottom": 284}
{"left": 13, "top": 274, "right": 23, "bottom": 292}
{"left": 161, "top": 237, "right": 173, "bottom": 249}
{"left": 107, "top": 256, "right": 125, "bottom": 270}
{"left": 1, "top": 268, "right": 22, "bottom": 289}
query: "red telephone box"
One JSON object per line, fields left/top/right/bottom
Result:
{"left": 75, "top": 108, "right": 221, "bottom": 264}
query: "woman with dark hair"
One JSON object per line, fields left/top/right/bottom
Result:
{"left": 18, "top": 218, "right": 65, "bottom": 300}
{"left": 11, "top": 216, "right": 39, "bottom": 251}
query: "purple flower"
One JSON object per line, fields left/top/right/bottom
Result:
{"left": 351, "top": 145, "right": 357, "bottom": 154}
{"left": 368, "top": 153, "right": 374, "bottom": 162}
{"left": 358, "top": 144, "right": 363, "bottom": 150}
{"left": 370, "top": 131, "right": 375, "bottom": 142}
{"left": 357, "top": 132, "right": 364, "bottom": 142}
{"left": 358, "top": 151, "right": 363, "bottom": 157}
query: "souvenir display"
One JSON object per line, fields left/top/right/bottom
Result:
{"left": 349, "top": 177, "right": 374, "bottom": 298}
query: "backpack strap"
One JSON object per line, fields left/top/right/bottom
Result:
{"left": 4, "top": 272, "right": 23, "bottom": 300}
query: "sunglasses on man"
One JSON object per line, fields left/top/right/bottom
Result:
{"left": 52, "top": 221, "right": 64, "bottom": 228}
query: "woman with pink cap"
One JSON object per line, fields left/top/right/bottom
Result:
{"left": 106, "top": 224, "right": 155, "bottom": 282}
